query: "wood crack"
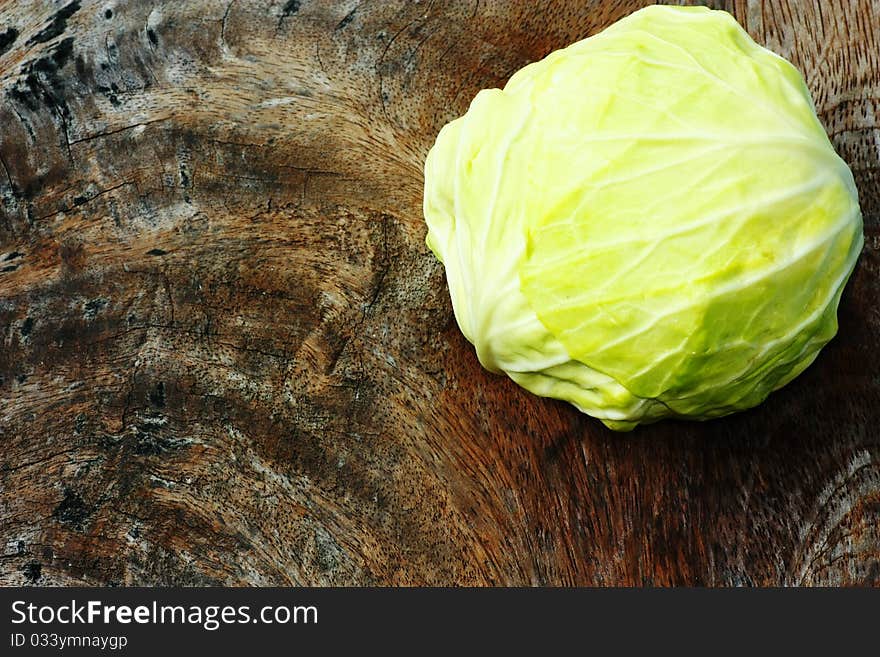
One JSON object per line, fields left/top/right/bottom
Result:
{"left": 69, "top": 117, "right": 171, "bottom": 146}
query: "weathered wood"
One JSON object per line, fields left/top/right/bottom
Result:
{"left": 0, "top": 0, "right": 878, "bottom": 586}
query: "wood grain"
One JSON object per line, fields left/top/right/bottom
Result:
{"left": 1, "top": 0, "right": 878, "bottom": 586}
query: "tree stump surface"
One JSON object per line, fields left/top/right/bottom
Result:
{"left": 1, "top": 0, "right": 878, "bottom": 586}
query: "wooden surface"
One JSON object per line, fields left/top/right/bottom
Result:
{"left": 0, "top": 0, "right": 878, "bottom": 586}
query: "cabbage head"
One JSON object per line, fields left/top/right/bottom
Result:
{"left": 422, "top": 5, "right": 863, "bottom": 431}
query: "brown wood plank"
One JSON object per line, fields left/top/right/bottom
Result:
{"left": 0, "top": 0, "right": 878, "bottom": 585}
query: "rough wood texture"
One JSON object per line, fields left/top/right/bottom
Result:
{"left": 1, "top": 0, "right": 878, "bottom": 586}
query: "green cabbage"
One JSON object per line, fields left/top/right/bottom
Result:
{"left": 422, "top": 5, "right": 863, "bottom": 431}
